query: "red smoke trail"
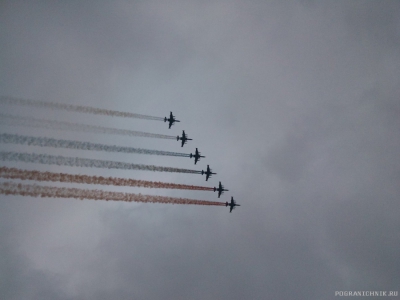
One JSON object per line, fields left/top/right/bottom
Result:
{"left": 0, "top": 167, "right": 215, "bottom": 191}
{"left": 0, "top": 96, "right": 164, "bottom": 121}
{"left": 0, "top": 182, "right": 226, "bottom": 206}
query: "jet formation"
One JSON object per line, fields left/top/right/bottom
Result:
{"left": 168, "top": 112, "right": 240, "bottom": 212}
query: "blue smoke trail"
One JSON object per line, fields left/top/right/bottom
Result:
{"left": 0, "top": 151, "right": 202, "bottom": 174}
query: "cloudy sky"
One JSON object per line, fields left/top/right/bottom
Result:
{"left": 1, "top": 1, "right": 399, "bottom": 299}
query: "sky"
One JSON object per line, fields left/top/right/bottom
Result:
{"left": 1, "top": 1, "right": 399, "bottom": 299}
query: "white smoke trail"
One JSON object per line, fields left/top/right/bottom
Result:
{"left": 0, "top": 96, "right": 164, "bottom": 121}
{"left": 0, "top": 133, "right": 190, "bottom": 157}
{"left": 0, "top": 114, "right": 176, "bottom": 139}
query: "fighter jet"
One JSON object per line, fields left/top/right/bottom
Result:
{"left": 201, "top": 165, "right": 216, "bottom": 181}
{"left": 214, "top": 181, "right": 229, "bottom": 198}
{"left": 177, "top": 130, "right": 192, "bottom": 147}
{"left": 164, "top": 111, "right": 180, "bottom": 129}
{"left": 226, "top": 197, "right": 241, "bottom": 213}
{"left": 190, "top": 148, "right": 205, "bottom": 165}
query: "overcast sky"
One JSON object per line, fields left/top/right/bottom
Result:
{"left": 1, "top": 1, "right": 399, "bottom": 299}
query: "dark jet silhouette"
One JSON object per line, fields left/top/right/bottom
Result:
{"left": 177, "top": 130, "right": 192, "bottom": 147}
{"left": 190, "top": 148, "right": 205, "bottom": 164}
{"left": 226, "top": 197, "right": 240, "bottom": 213}
{"left": 214, "top": 181, "right": 229, "bottom": 198}
{"left": 164, "top": 111, "right": 180, "bottom": 129}
{"left": 201, "top": 165, "right": 216, "bottom": 181}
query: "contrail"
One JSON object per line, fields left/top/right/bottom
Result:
{"left": 0, "top": 114, "right": 176, "bottom": 140}
{"left": 0, "top": 182, "right": 225, "bottom": 206}
{"left": 0, "top": 133, "right": 190, "bottom": 157}
{"left": 0, "top": 167, "right": 215, "bottom": 191}
{"left": 0, "top": 96, "right": 164, "bottom": 121}
{"left": 0, "top": 152, "right": 203, "bottom": 174}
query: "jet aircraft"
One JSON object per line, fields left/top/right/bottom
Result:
{"left": 164, "top": 111, "right": 180, "bottom": 129}
{"left": 201, "top": 165, "right": 216, "bottom": 181}
{"left": 177, "top": 130, "right": 192, "bottom": 147}
{"left": 226, "top": 197, "right": 241, "bottom": 213}
{"left": 190, "top": 148, "right": 205, "bottom": 164}
{"left": 214, "top": 181, "right": 229, "bottom": 198}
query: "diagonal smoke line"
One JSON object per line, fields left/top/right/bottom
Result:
{"left": 0, "top": 167, "right": 215, "bottom": 191}
{"left": 0, "top": 96, "right": 164, "bottom": 121}
{"left": 0, "top": 114, "right": 176, "bottom": 139}
{"left": 0, "top": 182, "right": 226, "bottom": 206}
{"left": 0, "top": 151, "right": 203, "bottom": 174}
{"left": 0, "top": 133, "right": 190, "bottom": 157}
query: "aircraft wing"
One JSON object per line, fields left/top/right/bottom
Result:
{"left": 169, "top": 121, "right": 173, "bottom": 129}
{"left": 206, "top": 173, "right": 210, "bottom": 181}
{"left": 218, "top": 190, "right": 222, "bottom": 198}
{"left": 230, "top": 206, "right": 233, "bottom": 213}
{"left": 194, "top": 156, "right": 199, "bottom": 164}
{"left": 181, "top": 139, "right": 185, "bottom": 147}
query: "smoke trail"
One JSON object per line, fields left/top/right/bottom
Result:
{"left": 0, "top": 167, "right": 215, "bottom": 191}
{"left": 0, "top": 182, "right": 225, "bottom": 206}
{"left": 0, "top": 152, "right": 203, "bottom": 174}
{"left": 0, "top": 133, "right": 190, "bottom": 157}
{"left": 0, "top": 114, "right": 176, "bottom": 140}
{"left": 0, "top": 96, "right": 164, "bottom": 121}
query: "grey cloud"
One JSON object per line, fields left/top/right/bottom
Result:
{"left": 1, "top": 1, "right": 399, "bottom": 299}
{"left": 342, "top": 1, "right": 400, "bottom": 50}
{"left": 0, "top": 202, "right": 72, "bottom": 300}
